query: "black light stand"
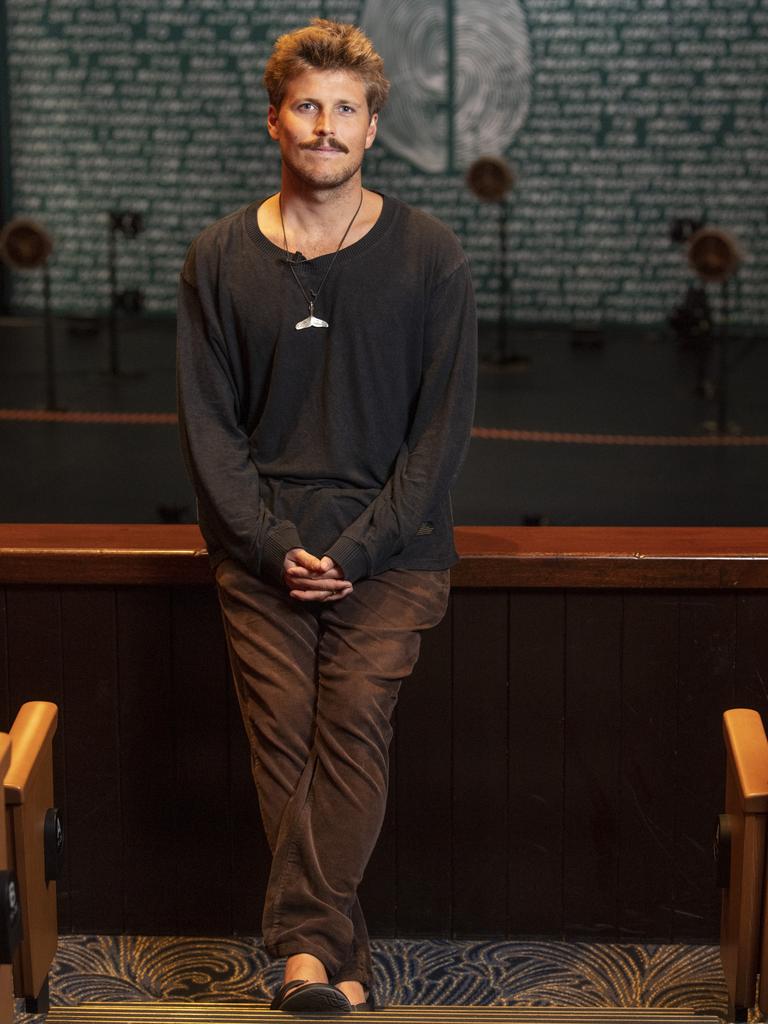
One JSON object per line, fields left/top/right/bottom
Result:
{"left": 41, "top": 262, "right": 55, "bottom": 410}
{"left": 715, "top": 279, "right": 730, "bottom": 436}
{"left": 466, "top": 156, "right": 529, "bottom": 369}
{"left": 108, "top": 210, "right": 145, "bottom": 375}
{"left": 496, "top": 197, "right": 510, "bottom": 365}
{"left": 686, "top": 226, "right": 743, "bottom": 436}
{"left": 0, "top": 217, "right": 57, "bottom": 410}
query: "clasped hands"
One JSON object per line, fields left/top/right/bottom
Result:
{"left": 283, "top": 548, "right": 353, "bottom": 602}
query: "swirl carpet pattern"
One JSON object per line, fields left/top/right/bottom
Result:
{"left": 28, "top": 938, "right": 727, "bottom": 1020}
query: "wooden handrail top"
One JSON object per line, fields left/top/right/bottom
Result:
{"left": 1, "top": 523, "right": 768, "bottom": 588}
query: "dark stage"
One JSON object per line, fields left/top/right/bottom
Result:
{"left": 0, "top": 317, "right": 766, "bottom": 528}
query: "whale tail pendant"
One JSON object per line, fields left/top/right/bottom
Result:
{"left": 296, "top": 314, "right": 329, "bottom": 330}
{"left": 296, "top": 302, "right": 329, "bottom": 331}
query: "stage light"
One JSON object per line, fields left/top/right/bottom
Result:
{"left": 466, "top": 155, "right": 515, "bottom": 203}
{"left": 466, "top": 156, "right": 527, "bottom": 369}
{"left": 0, "top": 219, "right": 57, "bottom": 410}
{"left": 682, "top": 226, "right": 744, "bottom": 434}
{"left": 0, "top": 218, "right": 52, "bottom": 270}
{"left": 687, "top": 226, "right": 742, "bottom": 284}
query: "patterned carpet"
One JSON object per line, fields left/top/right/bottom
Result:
{"left": 12, "top": 938, "right": 728, "bottom": 1021}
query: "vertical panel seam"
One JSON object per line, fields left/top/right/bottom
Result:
{"left": 671, "top": 593, "right": 682, "bottom": 940}
{"left": 57, "top": 586, "right": 72, "bottom": 932}
{"left": 616, "top": 591, "right": 625, "bottom": 940}
{"left": 560, "top": 588, "right": 567, "bottom": 939}
{"left": 392, "top": 700, "right": 398, "bottom": 936}
{"left": 733, "top": 589, "right": 741, "bottom": 708}
{"left": 170, "top": 586, "right": 180, "bottom": 936}
{"left": 0, "top": 588, "right": 8, "bottom": 727}
{"left": 114, "top": 587, "right": 126, "bottom": 934}
{"left": 224, "top": 609, "right": 234, "bottom": 937}
{"left": 505, "top": 588, "right": 511, "bottom": 937}
{"left": 449, "top": 590, "right": 455, "bottom": 939}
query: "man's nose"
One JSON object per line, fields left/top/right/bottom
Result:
{"left": 314, "top": 110, "right": 334, "bottom": 135}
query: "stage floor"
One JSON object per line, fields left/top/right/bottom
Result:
{"left": 0, "top": 317, "right": 765, "bottom": 526}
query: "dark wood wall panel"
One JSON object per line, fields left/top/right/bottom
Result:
{"left": 674, "top": 593, "right": 737, "bottom": 941}
{"left": 3, "top": 588, "right": 70, "bottom": 930}
{"left": 394, "top": 606, "right": 453, "bottom": 936}
{"left": 734, "top": 594, "right": 768, "bottom": 712}
{"left": 60, "top": 589, "right": 123, "bottom": 933}
{"left": 507, "top": 591, "right": 565, "bottom": 936}
{"left": 117, "top": 587, "right": 178, "bottom": 935}
{"left": 0, "top": 590, "right": 9, "bottom": 738}
{"left": 451, "top": 590, "right": 509, "bottom": 937}
{"left": 170, "top": 586, "right": 232, "bottom": 935}
{"left": 227, "top": 663, "right": 271, "bottom": 937}
{"left": 563, "top": 593, "right": 623, "bottom": 938}
{"left": 2, "top": 578, "right": 768, "bottom": 942}
{"left": 618, "top": 593, "right": 678, "bottom": 941}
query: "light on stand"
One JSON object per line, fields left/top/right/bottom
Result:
{"left": 686, "top": 226, "right": 743, "bottom": 435}
{"left": 466, "top": 156, "right": 528, "bottom": 369}
{"left": 108, "top": 210, "right": 145, "bottom": 375}
{"left": 0, "top": 219, "right": 57, "bottom": 410}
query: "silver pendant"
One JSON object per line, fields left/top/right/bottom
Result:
{"left": 295, "top": 302, "right": 328, "bottom": 331}
{"left": 295, "top": 314, "right": 329, "bottom": 330}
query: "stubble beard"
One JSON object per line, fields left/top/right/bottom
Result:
{"left": 281, "top": 147, "right": 365, "bottom": 193}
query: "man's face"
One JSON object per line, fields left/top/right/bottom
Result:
{"left": 267, "top": 68, "right": 378, "bottom": 191}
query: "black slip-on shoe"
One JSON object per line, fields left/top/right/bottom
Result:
{"left": 349, "top": 995, "right": 375, "bottom": 1011}
{"left": 270, "top": 979, "right": 353, "bottom": 1012}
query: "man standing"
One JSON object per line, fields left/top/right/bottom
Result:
{"left": 177, "top": 19, "right": 476, "bottom": 1013}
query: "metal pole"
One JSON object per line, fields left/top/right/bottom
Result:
{"left": 716, "top": 280, "right": 729, "bottom": 435}
{"left": 108, "top": 222, "right": 119, "bottom": 375}
{"left": 42, "top": 264, "right": 57, "bottom": 410}
{"left": 496, "top": 198, "right": 508, "bottom": 364}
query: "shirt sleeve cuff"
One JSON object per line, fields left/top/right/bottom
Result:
{"left": 259, "top": 522, "right": 304, "bottom": 586}
{"left": 325, "top": 536, "right": 370, "bottom": 584}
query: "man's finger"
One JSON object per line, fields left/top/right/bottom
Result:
{"left": 289, "top": 584, "right": 353, "bottom": 602}
{"left": 285, "top": 565, "right": 311, "bottom": 577}
{"left": 293, "top": 549, "right": 323, "bottom": 571}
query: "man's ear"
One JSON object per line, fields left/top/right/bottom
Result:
{"left": 365, "top": 111, "right": 378, "bottom": 150}
{"left": 267, "top": 104, "right": 280, "bottom": 140}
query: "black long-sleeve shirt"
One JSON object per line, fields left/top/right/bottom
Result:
{"left": 176, "top": 193, "right": 477, "bottom": 585}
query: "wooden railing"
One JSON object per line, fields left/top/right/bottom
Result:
{"left": 1, "top": 523, "right": 768, "bottom": 587}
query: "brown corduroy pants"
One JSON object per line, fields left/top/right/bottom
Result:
{"left": 215, "top": 559, "right": 450, "bottom": 989}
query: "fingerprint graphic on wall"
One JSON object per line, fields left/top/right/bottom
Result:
{"left": 360, "top": 0, "right": 532, "bottom": 173}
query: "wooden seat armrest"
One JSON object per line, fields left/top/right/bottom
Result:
{"left": 3, "top": 703, "right": 58, "bottom": 806}
{"left": 0, "top": 737, "right": 11, "bottom": 787}
{"left": 723, "top": 708, "right": 768, "bottom": 811}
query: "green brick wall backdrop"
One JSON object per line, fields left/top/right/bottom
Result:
{"left": 3, "top": 0, "right": 768, "bottom": 326}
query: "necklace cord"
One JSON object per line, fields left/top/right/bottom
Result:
{"left": 279, "top": 191, "right": 364, "bottom": 314}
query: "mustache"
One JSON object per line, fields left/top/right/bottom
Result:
{"left": 300, "top": 139, "right": 349, "bottom": 154}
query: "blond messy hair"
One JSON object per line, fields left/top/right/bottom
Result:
{"left": 264, "top": 19, "right": 390, "bottom": 115}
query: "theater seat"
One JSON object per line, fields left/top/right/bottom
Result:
{"left": 0, "top": 732, "right": 19, "bottom": 1024}
{"left": 718, "top": 708, "right": 768, "bottom": 1022}
{"left": 4, "top": 701, "right": 61, "bottom": 1015}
